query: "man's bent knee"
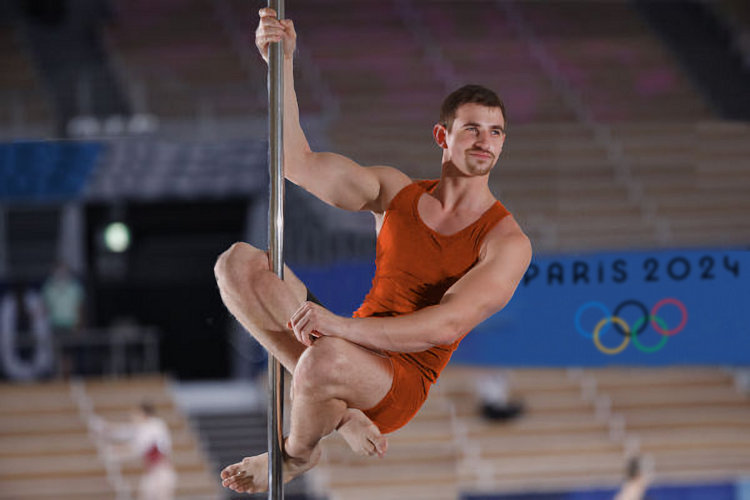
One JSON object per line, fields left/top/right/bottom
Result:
{"left": 293, "top": 337, "right": 351, "bottom": 398}
{"left": 214, "top": 242, "right": 267, "bottom": 286}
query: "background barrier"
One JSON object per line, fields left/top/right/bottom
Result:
{"left": 297, "top": 248, "right": 750, "bottom": 366}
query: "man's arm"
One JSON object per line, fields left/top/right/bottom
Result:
{"left": 290, "top": 216, "right": 533, "bottom": 351}
{"left": 256, "top": 9, "right": 410, "bottom": 213}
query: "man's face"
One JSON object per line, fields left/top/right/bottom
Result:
{"left": 440, "top": 103, "right": 506, "bottom": 176}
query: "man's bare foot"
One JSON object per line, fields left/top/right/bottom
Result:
{"left": 337, "top": 408, "right": 388, "bottom": 457}
{"left": 220, "top": 447, "right": 318, "bottom": 494}
{"left": 221, "top": 453, "right": 268, "bottom": 494}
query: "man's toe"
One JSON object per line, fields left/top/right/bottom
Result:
{"left": 220, "top": 464, "right": 237, "bottom": 479}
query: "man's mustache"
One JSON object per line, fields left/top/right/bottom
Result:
{"left": 467, "top": 148, "right": 494, "bottom": 158}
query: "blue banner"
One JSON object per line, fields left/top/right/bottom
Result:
{"left": 453, "top": 248, "right": 750, "bottom": 366}
{"left": 0, "top": 141, "right": 102, "bottom": 201}
{"left": 464, "top": 480, "right": 737, "bottom": 499}
{"left": 296, "top": 248, "right": 750, "bottom": 366}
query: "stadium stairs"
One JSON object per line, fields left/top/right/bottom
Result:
{"left": 190, "top": 408, "right": 308, "bottom": 500}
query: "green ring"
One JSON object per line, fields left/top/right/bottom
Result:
{"left": 630, "top": 315, "right": 669, "bottom": 353}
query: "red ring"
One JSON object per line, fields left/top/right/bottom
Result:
{"left": 650, "top": 297, "right": 687, "bottom": 336}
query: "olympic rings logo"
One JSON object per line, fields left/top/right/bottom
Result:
{"left": 574, "top": 298, "right": 688, "bottom": 355}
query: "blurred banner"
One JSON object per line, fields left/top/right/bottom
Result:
{"left": 297, "top": 248, "right": 750, "bottom": 367}
{"left": 0, "top": 140, "right": 267, "bottom": 202}
{"left": 0, "top": 141, "right": 101, "bottom": 201}
{"left": 464, "top": 480, "right": 737, "bottom": 499}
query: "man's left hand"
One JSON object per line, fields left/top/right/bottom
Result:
{"left": 289, "top": 301, "right": 345, "bottom": 347}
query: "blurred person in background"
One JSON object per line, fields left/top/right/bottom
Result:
{"left": 615, "top": 456, "right": 652, "bottom": 500}
{"left": 41, "top": 262, "right": 86, "bottom": 376}
{"left": 92, "top": 401, "right": 176, "bottom": 500}
{"left": 477, "top": 371, "right": 524, "bottom": 422}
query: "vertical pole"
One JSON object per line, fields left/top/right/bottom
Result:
{"left": 267, "top": 0, "right": 285, "bottom": 498}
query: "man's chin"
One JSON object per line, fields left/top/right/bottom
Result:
{"left": 466, "top": 162, "right": 494, "bottom": 176}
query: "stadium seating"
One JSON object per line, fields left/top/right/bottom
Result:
{"left": 0, "top": 24, "right": 52, "bottom": 132}
{"left": 4, "top": 0, "right": 749, "bottom": 252}
{"left": 311, "top": 367, "right": 617, "bottom": 498}
{"left": 516, "top": 1, "right": 713, "bottom": 122}
{"left": 0, "top": 376, "right": 222, "bottom": 500}
{"left": 0, "top": 380, "right": 115, "bottom": 499}
{"left": 100, "top": 0, "right": 750, "bottom": 252}
{"left": 310, "top": 366, "right": 750, "bottom": 498}
{"left": 105, "top": 0, "right": 264, "bottom": 119}
{"left": 587, "top": 367, "right": 750, "bottom": 483}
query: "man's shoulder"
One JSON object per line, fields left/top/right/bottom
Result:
{"left": 372, "top": 166, "right": 412, "bottom": 188}
{"left": 367, "top": 167, "right": 413, "bottom": 213}
{"left": 483, "top": 215, "right": 532, "bottom": 255}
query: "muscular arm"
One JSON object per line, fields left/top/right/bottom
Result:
{"left": 257, "top": 9, "right": 409, "bottom": 213}
{"left": 290, "top": 217, "right": 532, "bottom": 351}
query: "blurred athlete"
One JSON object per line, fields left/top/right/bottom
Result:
{"left": 215, "top": 8, "right": 531, "bottom": 494}
{"left": 93, "top": 402, "right": 176, "bottom": 500}
{"left": 615, "top": 456, "right": 652, "bottom": 500}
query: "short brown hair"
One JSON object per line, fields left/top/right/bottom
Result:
{"left": 439, "top": 85, "right": 507, "bottom": 131}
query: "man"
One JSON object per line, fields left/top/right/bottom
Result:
{"left": 216, "top": 8, "right": 531, "bottom": 494}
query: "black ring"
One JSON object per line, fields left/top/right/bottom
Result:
{"left": 612, "top": 299, "right": 649, "bottom": 338}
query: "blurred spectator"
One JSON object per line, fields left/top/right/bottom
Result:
{"left": 92, "top": 401, "right": 176, "bottom": 500}
{"left": 615, "top": 456, "right": 653, "bottom": 500}
{"left": 41, "top": 262, "right": 85, "bottom": 376}
{"left": 42, "top": 262, "right": 85, "bottom": 332}
{"left": 477, "top": 372, "right": 525, "bottom": 422}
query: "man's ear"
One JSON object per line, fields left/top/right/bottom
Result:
{"left": 433, "top": 123, "right": 448, "bottom": 149}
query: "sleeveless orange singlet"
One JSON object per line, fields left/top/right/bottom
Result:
{"left": 357, "top": 179, "right": 510, "bottom": 433}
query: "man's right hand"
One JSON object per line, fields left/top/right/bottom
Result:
{"left": 255, "top": 8, "right": 296, "bottom": 64}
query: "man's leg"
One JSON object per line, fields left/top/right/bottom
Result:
{"left": 214, "top": 242, "right": 307, "bottom": 373}
{"left": 214, "top": 242, "right": 386, "bottom": 455}
{"left": 220, "top": 337, "right": 393, "bottom": 493}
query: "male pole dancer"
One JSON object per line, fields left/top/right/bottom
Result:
{"left": 215, "top": 8, "right": 532, "bottom": 493}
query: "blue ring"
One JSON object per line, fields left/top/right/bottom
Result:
{"left": 575, "top": 301, "right": 612, "bottom": 339}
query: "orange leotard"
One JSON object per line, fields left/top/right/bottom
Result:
{"left": 357, "top": 179, "right": 510, "bottom": 433}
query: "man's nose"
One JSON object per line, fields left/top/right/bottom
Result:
{"left": 474, "top": 130, "right": 490, "bottom": 146}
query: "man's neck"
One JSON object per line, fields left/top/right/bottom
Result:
{"left": 432, "top": 173, "right": 495, "bottom": 214}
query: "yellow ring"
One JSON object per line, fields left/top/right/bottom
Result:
{"left": 593, "top": 316, "right": 630, "bottom": 355}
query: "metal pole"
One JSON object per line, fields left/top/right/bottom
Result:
{"left": 267, "top": 0, "right": 285, "bottom": 498}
